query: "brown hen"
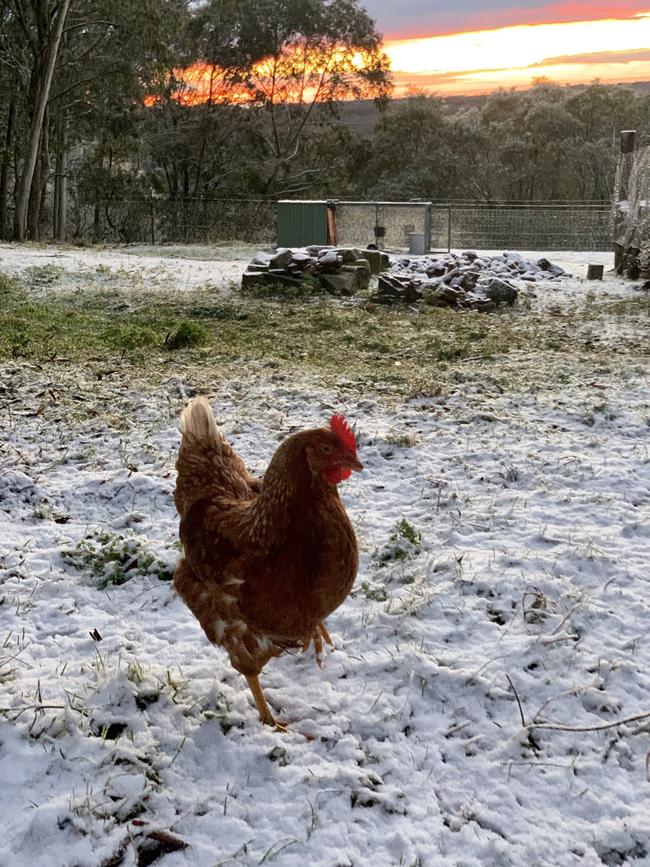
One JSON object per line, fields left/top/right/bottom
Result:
{"left": 173, "top": 397, "right": 362, "bottom": 729}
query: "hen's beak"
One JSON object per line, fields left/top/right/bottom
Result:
{"left": 342, "top": 454, "right": 363, "bottom": 473}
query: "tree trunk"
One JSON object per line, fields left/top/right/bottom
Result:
{"left": 0, "top": 96, "right": 16, "bottom": 241}
{"left": 13, "top": 0, "right": 71, "bottom": 240}
{"left": 27, "top": 109, "right": 49, "bottom": 240}
{"left": 53, "top": 42, "right": 69, "bottom": 241}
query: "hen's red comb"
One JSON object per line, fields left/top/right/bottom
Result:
{"left": 330, "top": 414, "right": 357, "bottom": 455}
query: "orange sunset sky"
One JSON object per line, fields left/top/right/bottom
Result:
{"left": 362, "top": 2, "right": 650, "bottom": 95}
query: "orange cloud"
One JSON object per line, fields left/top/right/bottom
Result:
{"left": 384, "top": 12, "right": 650, "bottom": 94}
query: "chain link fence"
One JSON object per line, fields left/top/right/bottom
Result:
{"left": 67, "top": 197, "right": 612, "bottom": 251}
{"left": 438, "top": 203, "right": 612, "bottom": 252}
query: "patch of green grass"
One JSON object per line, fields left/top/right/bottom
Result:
{"left": 373, "top": 518, "right": 422, "bottom": 567}
{"left": 62, "top": 530, "right": 174, "bottom": 588}
{"left": 24, "top": 264, "right": 64, "bottom": 285}
{"left": 360, "top": 580, "right": 389, "bottom": 602}
{"left": 0, "top": 276, "right": 646, "bottom": 397}
{"left": 105, "top": 324, "right": 160, "bottom": 352}
{"left": 395, "top": 518, "right": 422, "bottom": 547}
{"left": 0, "top": 271, "right": 22, "bottom": 296}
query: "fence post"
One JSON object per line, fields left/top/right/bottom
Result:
{"left": 447, "top": 205, "right": 452, "bottom": 252}
{"left": 615, "top": 130, "right": 637, "bottom": 270}
{"left": 150, "top": 200, "right": 155, "bottom": 245}
{"left": 423, "top": 203, "right": 432, "bottom": 252}
{"left": 619, "top": 130, "right": 637, "bottom": 200}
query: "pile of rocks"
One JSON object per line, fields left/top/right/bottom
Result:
{"left": 242, "top": 246, "right": 390, "bottom": 296}
{"left": 372, "top": 251, "right": 568, "bottom": 310}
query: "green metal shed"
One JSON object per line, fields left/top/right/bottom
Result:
{"left": 277, "top": 200, "right": 329, "bottom": 247}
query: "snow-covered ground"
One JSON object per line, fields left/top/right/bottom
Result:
{"left": 1, "top": 244, "right": 649, "bottom": 867}
{"left": 0, "top": 242, "right": 255, "bottom": 294}
{"left": 0, "top": 242, "right": 615, "bottom": 297}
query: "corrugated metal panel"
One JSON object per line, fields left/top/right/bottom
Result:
{"left": 277, "top": 201, "right": 328, "bottom": 247}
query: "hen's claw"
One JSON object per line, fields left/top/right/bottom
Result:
{"left": 318, "top": 622, "right": 333, "bottom": 647}
{"left": 302, "top": 623, "right": 334, "bottom": 669}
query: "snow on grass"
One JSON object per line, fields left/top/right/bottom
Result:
{"left": 1, "top": 245, "right": 649, "bottom": 866}
{"left": 0, "top": 241, "right": 257, "bottom": 297}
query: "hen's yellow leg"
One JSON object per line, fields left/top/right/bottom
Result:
{"left": 245, "top": 674, "right": 287, "bottom": 732}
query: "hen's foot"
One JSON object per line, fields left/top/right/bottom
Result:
{"left": 301, "top": 622, "right": 334, "bottom": 669}
{"left": 245, "top": 674, "right": 287, "bottom": 731}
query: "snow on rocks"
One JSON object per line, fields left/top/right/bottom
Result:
{"left": 371, "top": 250, "right": 569, "bottom": 310}
{"left": 242, "top": 246, "right": 390, "bottom": 296}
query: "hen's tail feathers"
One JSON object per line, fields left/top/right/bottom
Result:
{"left": 175, "top": 398, "right": 252, "bottom": 514}
{"left": 179, "top": 396, "right": 220, "bottom": 444}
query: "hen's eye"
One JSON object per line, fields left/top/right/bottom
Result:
{"left": 321, "top": 443, "right": 333, "bottom": 454}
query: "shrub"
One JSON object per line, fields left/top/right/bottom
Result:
{"left": 164, "top": 320, "right": 208, "bottom": 350}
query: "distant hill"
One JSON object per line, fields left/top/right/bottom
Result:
{"left": 337, "top": 99, "right": 383, "bottom": 136}
{"left": 338, "top": 81, "right": 650, "bottom": 137}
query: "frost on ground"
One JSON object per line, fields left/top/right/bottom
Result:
{"left": 1, "top": 245, "right": 649, "bottom": 867}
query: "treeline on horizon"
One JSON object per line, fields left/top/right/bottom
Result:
{"left": 1, "top": 0, "right": 650, "bottom": 242}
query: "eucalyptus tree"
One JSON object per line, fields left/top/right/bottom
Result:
{"left": 221, "top": 0, "right": 392, "bottom": 196}
{"left": 143, "top": 0, "right": 391, "bottom": 200}
{"left": 0, "top": 0, "right": 191, "bottom": 240}
{"left": 0, "top": 0, "right": 72, "bottom": 239}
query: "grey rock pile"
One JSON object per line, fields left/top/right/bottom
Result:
{"left": 372, "top": 251, "right": 568, "bottom": 310}
{"left": 242, "top": 246, "right": 390, "bottom": 296}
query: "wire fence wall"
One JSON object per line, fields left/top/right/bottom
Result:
{"left": 67, "top": 197, "right": 613, "bottom": 251}
{"left": 437, "top": 203, "right": 612, "bottom": 252}
{"left": 70, "top": 198, "right": 277, "bottom": 245}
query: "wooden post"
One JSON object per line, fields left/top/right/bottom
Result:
{"left": 587, "top": 264, "right": 604, "bottom": 279}
{"left": 326, "top": 201, "right": 337, "bottom": 246}
{"left": 619, "top": 130, "right": 637, "bottom": 200}
{"left": 614, "top": 130, "right": 637, "bottom": 271}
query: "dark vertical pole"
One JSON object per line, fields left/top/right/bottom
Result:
{"left": 150, "top": 200, "right": 155, "bottom": 245}
{"left": 447, "top": 205, "right": 452, "bottom": 252}
{"left": 619, "top": 130, "right": 637, "bottom": 200}
{"left": 615, "top": 130, "right": 637, "bottom": 270}
{"left": 54, "top": 129, "right": 67, "bottom": 241}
